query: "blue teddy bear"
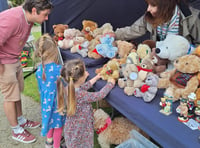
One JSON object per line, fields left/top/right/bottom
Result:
{"left": 96, "top": 35, "right": 118, "bottom": 58}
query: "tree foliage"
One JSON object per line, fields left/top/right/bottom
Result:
{"left": 9, "top": 0, "right": 24, "bottom": 7}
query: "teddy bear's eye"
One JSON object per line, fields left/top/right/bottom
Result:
{"left": 166, "top": 46, "right": 168, "bottom": 49}
{"left": 142, "top": 64, "right": 147, "bottom": 69}
{"left": 185, "top": 62, "right": 188, "bottom": 65}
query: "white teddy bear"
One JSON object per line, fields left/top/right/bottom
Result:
{"left": 155, "top": 34, "right": 194, "bottom": 70}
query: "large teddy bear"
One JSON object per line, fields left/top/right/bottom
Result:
{"left": 155, "top": 34, "right": 191, "bottom": 70}
{"left": 158, "top": 54, "right": 200, "bottom": 102}
{"left": 134, "top": 73, "right": 159, "bottom": 102}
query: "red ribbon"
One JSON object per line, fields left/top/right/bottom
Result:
{"left": 137, "top": 66, "right": 152, "bottom": 72}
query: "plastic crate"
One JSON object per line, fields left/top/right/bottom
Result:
{"left": 116, "top": 130, "right": 159, "bottom": 148}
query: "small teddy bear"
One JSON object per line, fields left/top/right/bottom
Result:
{"left": 136, "top": 43, "right": 151, "bottom": 63}
{"left": 134, "top": 74, "right": 159, "bottom": 102}
{"left": 158, "top": 54, "right": 200, "bottom": 102}
{"left": 151, "top": 48, "right": 169, "bottom": 75}
{"left": 70, "top": 36, "right": 89, "bottom": 57}
{"left": 95, "top": 59, "right": 120, "bottom": 81}
{"left": 81, "top": 20, "right": 98, "bottom": 41}
{"left": 115, "top": 40, "right": 135, "bottom": 65}
{"left": 95, "top": 35, "right": 118, "bottom": 58}
{"left": 53, "top": 24, "right": 68, "bottom": 44}
{"left": 58, "top": 28, "right": 83, "bottom": 49}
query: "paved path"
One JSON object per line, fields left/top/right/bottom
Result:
{"left": 0, "top": 93, "right": 45, "bottom": 148}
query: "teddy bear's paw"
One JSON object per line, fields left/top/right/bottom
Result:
{"left": 58, "top": 40, "right": 63, "bottom": 48}
{"left": 133, "top": 88, "right": 141, "bottom": 97}
{"left": 124, "top": 87, "right": 135, "bottom": 96}
{"left": 118, "top": 78, "right": 126, "bottom": 88}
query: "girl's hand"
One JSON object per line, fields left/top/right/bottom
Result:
{"left": 95, "top": 73, "right": 101, "bottom": 81}
{"left": 108, "top": 78, "right": 116, "bottom": 85}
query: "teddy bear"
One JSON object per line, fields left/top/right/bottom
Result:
{"left": 95, "top": 35, "right": 118, "bottom": 58}
{"left": 87, "top": 38, "right": 102, "bottom": 59}
{"left": 155, "top": 34, "right": 191, "bottom": 70}
{"left": 58, "top": 28, "right": 83, "bottom": 49}
{"left": 95, "top": 59, "right": 120, "bottom": 81}
{"left": 118, "top": 57, "right": 154, "bottom": 96}
{"left": 115, "top": 40, "right": 135, "bottom": 65}
{"left": 70, "top": 36, "right": 89, "bottom": 57}
{"left": 158, "top": 54, "right": 200, "bottom": 102}
{"left": 151, "top": 47, "right": 169, "bottom": 75}
{"left": 118, "top": 63, "right": 138, "bottom": 95}
{"left": 92, "top": 23, "right": 114, "bottom": 39}
{"left": 134, "top": 73, "right": 159, "bottom": 102}
{"left": 136, "top": 43, "right": 151, "bottom": 64}
{"left": 52, "top": 24, "right": 68, "bottom": 44}
{"left": 93, "top": 108, "right": 149, "bottom": 148}
{"left": 81, "top": 20, "right": 98, "bottom": 41}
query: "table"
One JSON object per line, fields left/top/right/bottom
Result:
{"left": 61, "top": 49, "right": 200, "bottom": 148}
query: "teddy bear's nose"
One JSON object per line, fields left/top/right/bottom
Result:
{"left": 155, "top": 48, "right": 160, "bottom": 54}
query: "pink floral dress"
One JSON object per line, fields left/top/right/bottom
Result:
{"left": 64, "top": 81, "right": 114, "bottom": 148}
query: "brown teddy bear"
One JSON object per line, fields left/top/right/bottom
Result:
{"left": 93, "top": 108, "right": 149, "bottom": 148}
{"left": 95, "top": 59, "right": 120, "bottom": 81}
{"left": 81, "top": 20, "right": 98, "bottom": 41}
{"left": 53, "top": 24, "right": 68, "bottom": 43}
{"left": 158, "top": 54, "right": 200, "bottom": 102}
{"left": 151, "top": 48, "right": 169, "bottom": 75}
{"left": 115, "top": 40, "right": 135, "bottom": 65}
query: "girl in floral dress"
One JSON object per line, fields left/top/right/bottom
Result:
{"left": 34, "top": 34, "right": 66, "bottom": 148}
{"left": 57, "top": 59, "right": 115, "bottom": 148}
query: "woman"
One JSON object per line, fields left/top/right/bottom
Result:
{"left": 115, "top": 0, "right": 200, "bottom": 45}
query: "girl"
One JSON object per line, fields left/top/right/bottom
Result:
{"left": 34, "top": 34, "right": 65, "bottom": 148}
{"left": 115, "top": 0, "right": 200, "bottom": 45}
{"left": 57, "top": 59, "right": 115, "bottom": 148}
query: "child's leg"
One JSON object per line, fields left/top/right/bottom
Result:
{"left": 46, "top": 128, "right": 54, "bottom": 144}
{"left": 53, "top": 127, "right": 63, "bottom": 148}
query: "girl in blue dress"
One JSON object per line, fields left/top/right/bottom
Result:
{"left": 34, "top": 34, "right": 65, "bottom": 148}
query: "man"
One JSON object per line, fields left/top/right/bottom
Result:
{"left": 0, "top": 0, "right": 53, "bottom": 144}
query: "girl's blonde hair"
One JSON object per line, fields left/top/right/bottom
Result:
{"left": 57, "top": 59, "right": 85, "bottom": 116}
{"left": 145, "top": 0, "right": 178, "bottom": 27}
{"left": 34, "top": 33, "right": 59, "bottom": 80}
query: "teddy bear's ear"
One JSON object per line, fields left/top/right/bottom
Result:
{"left": 82, "top": 20, "right": 86, "bottom": 25}
{"left": 53, "top": 25, "right": 57, "bottom": 29}
{"left": 64, "top": 25, "right": 69, "bottom": 29}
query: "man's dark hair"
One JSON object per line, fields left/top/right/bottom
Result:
{"left": 22, "top": 0, "right": 53, "bottom": 14}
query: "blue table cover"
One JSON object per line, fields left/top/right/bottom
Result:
{"left": 61, "top": 50, "right": 200, "bottom": 148}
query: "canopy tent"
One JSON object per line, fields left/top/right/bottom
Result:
{"left": 0, "top": 0, "right": 8, "bottom": 12}
{"left": 42, "top": 0, "right": 149, "bottom": 42}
